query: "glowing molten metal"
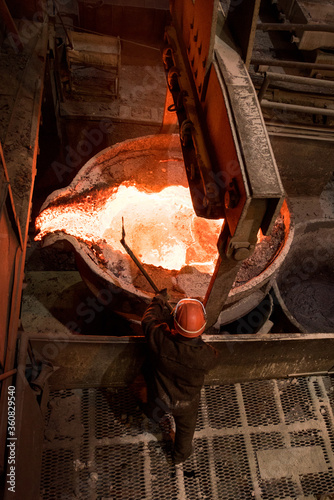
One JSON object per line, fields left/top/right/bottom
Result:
{"left": 36, "top": 182, "right": 224, "bottom": 273}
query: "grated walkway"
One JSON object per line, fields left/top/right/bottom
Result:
{"left": 40, "top": 376, "right": 334, "bottom": 499}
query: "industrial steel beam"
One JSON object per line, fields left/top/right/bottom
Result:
{"left": 0, "top": 21, "right": 48, "bottom": 476}
{"left": 257, "top": 22, "right": 334, "bottom": 33}
{"left": 25, "top": 332, "right": 334, "bottom": 389}
{"left": 165, "top": 0, "right": 285, "bottom": 327}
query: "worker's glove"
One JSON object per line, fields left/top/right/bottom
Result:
{"left": 155, "top": 288, "right": 170, "bottom": 304}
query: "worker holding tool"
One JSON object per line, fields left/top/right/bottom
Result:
{"left": 141, "top": 290, "right": 219, "bottom": 465}
{"left": 120, "top": 218, "right": 218, "bottom": 463}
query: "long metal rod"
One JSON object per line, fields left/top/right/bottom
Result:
{"left": 268, "top": 130, "right": 334, "bottom": 142}
{"left": 263, "top": 71, "right": 334, "bottom": 87}
{"left": 288, "top": 370, "right": 334, "bottom": 377}
{"left": 261, "top": 99, "right": 334, "bottom": 117}
{"left": 120, "top": 217, "right": 173, "bottom": 313}
{"left": 258, "top": 71, "right": 334, "bottom": 102}
{"left": 266, "top": 121, "right": 334, "bottom": 133}
{"left": 257, "top": 22, "right": 334, "bottom": 33}
{"left": 265, "top": 121, "right": 334, "bottom": 142}
{"left": 0, "top": 369, "right": 17, "bottom": 382}
{"left": 251, "top": 58, "right": 334, "bottom": 72}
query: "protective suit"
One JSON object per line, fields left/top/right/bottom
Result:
{"left": 141, "top": 293, "right": 219, "bottom": 464}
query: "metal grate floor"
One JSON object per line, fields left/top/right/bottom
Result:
{"left": 40, "top": 376, "right": 334, "bottom": 499}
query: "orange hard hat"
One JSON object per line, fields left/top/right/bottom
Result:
{"left": 173, "top": 298, "right": 207, "bottom": 338}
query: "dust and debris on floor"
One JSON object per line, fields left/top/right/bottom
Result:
{"left": 40, "top": 375, "right": 334, "bottom": 500}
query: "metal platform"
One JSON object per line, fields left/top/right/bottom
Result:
{"left": 40, "top": 376, "right": 334, "bottom": 499}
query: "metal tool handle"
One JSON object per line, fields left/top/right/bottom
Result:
{"left": 120, "top": 218, "right": 173, "bottom": 313}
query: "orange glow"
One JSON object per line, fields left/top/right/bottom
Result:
{"left": 35, "top": 182, "right": 224, "bottom": 273}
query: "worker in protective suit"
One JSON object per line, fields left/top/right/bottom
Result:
{"left": 141, "top": 290, "right": 219, "bottom": 464}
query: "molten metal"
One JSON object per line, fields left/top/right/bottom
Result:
{"left": 35, "top": 182, "right": 224, "bottom": 274}
{"left": 34, "top": 135, "right": 291, "bottom": 320}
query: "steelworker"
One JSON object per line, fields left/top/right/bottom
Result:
{"left": 141, "top": 289, "right": 219, "bottom": 464}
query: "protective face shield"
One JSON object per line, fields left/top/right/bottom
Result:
{"left": 173, "top": 298, "right": 207, "bottom": 338}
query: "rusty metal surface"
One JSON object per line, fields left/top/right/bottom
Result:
{"left": 3, "top": 382, "right": 45, "bottom": 500}
{"left": 203, "top": 34, "right": 286, "bottom": 325}
{"left": 204, "top": 254, "right": 242, "bottom": 328}
{"left": 164, "top": 2, "right": 285, "bottom": 328}
{"left": 170, "top": 0, "right": 218, "bottom": 100}
{"left": 0, "top": 20, "right": 48, "bottom": 476}
{"left": 2, "top": 333, "right": 45, "bottom": 500}
{"left": 164, "top": 25, "right": 223, "bottom": 218}
{"left": 0, "top": 144, "right": 23, "bottom": 369}
{"left": 163, "top": 14, "right": 286, "bottom": 324}
{"left": 0, "top": 144, "right": 24, "bottom": 477}
{"left": 214, "top": 37, "right": 284, "bottom": 225}
{"left": 201, "top": 59, "right": 249, "bottom": 229}
{"left": 28, "top": 333, "right": 334, "bottom": 390}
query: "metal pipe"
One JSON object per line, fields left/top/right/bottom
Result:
{"left": 258, "top": 78, "right": 270, "bottom": 102}
{"left": 257, "top": 22, "right": 334, "bottom": 33}
{"left": 288, "top": 371, "right": 334, "bottom": 377}
{"left": 251, "top": 58, "right": 334, "bottom": 72}
{"left": 120, "top": 217, "right": 173, "bottom": 313}
{"left": 0, "top": 333, "right": 29, "bottom": 475}
{"left": 258, "top": 71, "right": 334, "bottom": 102}
{"left": 264, "top": 71, "right": 334, "bottom": 88}
{"left": 0, "top": 369, "right": 17, "bottom": 382}
{"left": 266, "top": 121, "right": 334, "bottom": 133}
{"left": 261, "top": 99, "right": 334, "bottom": 117}
{"left": 268, "top": 131, "right": 334, "bottom": 142}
